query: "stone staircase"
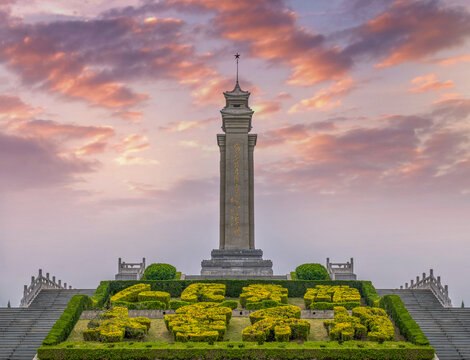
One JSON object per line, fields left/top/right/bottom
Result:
{"left": 0, "top": 289, "right": 95, "bottom": 360}
{"left": 378, "top": 289, "right": 470, "bottom": 360}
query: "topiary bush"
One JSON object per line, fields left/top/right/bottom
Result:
{"left": 164, "top": 302, "right": 232, "bottom": 342}
{"left": 304, "top": 285, "right": 361, "bottom": 309}
{"left": 141, "top": 263, "right": 177, "bottom": 281}
{"left": 239, "top": 284, "right": 288, "bottom": 309}
{"left": 83, "top": 307, "right": 151, "bottom": 343}
{"left": 242, "top": 305, "right": 310, "bottom": 342}
{"left": 295, "top": 263, "right": 330, "bottom": 280}
{"left": 181, "top": 283, "right": 226, "bottom": 303}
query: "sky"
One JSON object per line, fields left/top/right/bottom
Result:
{"left": 0, "top": 0, "right": 470, "bottom": 307}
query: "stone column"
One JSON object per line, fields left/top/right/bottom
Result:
{"left": 218, "top": 134, "right": 226, "bottom": 249}
{"left": 248, "top": 134, "right": 257, "bottom": 249}
{"left": 224, "top": 134, "right": 250, "bottom": 249}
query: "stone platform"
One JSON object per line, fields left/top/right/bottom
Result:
{"left": 200, "top": 249, "right": 274, "bottom": 277}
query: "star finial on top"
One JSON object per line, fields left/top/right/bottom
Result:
{"left": 234, "top": 52, "right": 240, "bottom": 83}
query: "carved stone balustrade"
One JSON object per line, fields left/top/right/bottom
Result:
{"left": 326, "top": 257, "right": 357, "bottom": 280}
{"left": 20, "top": 269, "right": 71, "bottom": 307}
{"left": 400, "top": 269, "right": 452, "bottom": 307}
{"left": 115, "top": 257, "right": 146, "bottom": 280}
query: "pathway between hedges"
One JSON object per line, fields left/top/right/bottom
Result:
{"left": 0, "top": 289, "right": 95, "bottom": 360}
{"left": 377, "top": 289, "right": 470, "bottom": 360}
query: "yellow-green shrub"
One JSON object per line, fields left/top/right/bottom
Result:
{"left": 324, "top": 306, "right": 394, "bottom": 343}
{"left": 242, "top": 305, "right": 309, "bottom": 342}
{"left": 137, "top": 291, "right": 170, "bottom": 307}
{"left": 82, "top": 306, "right": 151, "bottom": 343}
{"left": 181, "top": 283, "right": 225, "bottom": 303}
{"left": 304, "top": 285, "right": 361, "bottom": 309}
{"left": 249, "top": 305, "right": 300, "bottom": 324}
{"left": 164, "top": 302, "right": 232, "bottom": 342}
{"left": 239, "top": 284, "right": 288, "bottom": 308}
{"left": 110, "top": 284, "right": 150, "bottom": 303}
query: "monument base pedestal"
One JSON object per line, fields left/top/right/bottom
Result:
{"left": 200, "top": 249, "right": 273, "bottom": 277}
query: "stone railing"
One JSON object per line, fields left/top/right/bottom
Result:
{"left": 20, "top": 269, "right": 71, "bottom": 307}
{"left": 326, "top": 257, "right": 357, "bottom": 280}
{"left": 400, "top": 269, "right": 452, "bottom": 307}
{"left": 115, "top": 257, "right": 146, "bottom": 280}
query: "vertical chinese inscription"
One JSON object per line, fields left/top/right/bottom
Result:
{"left": 230, "top": 142, "right": 241, "bottom": 236}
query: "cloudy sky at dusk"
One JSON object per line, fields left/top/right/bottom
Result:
{"left": 1, "top": 0, "right": 470, "bottom": 306}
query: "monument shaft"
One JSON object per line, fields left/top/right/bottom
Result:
{"left": 200, "top": 79, "right": 273, "bottom": 277}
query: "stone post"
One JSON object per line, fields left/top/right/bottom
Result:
{"left": 430, "top": 269, "right": 434, "bottom": 278}
{"left": 405, "top": 282, "right": 408, "bottom": 289}
{"left": 411, "top": 279, "right": 414, "bottom": 286}
{"left": 142, "top": 258, "right": 146, "bottom": 268}
{"left": 416, "top": 276, "right": 419, "bottom": 284}
{"left": 31, "top": 276, "right": 35, "bottom": 284}
{"left": 248, "top": 134, "right": 257, "bottom": 249}
{"left": 118, "top": 258, "right": 122, "bottom": 273}
{"left": 218, "top": 134, "right": 226, "bottom": 249}
{"left": 58, "top": 280, "right": 61, "bottom": 287}
{"left": 350, "top": 258, "right": 354, "bottom": 272}
{"left": 437, "top": 276, "right": 441, "bottom": 284}
{"left": 46, "top": 272, "right": 50, "bottom": 280}
{"left": 24, "top": 285, "right": 27, "bottom": 296}
{"left": 39, "top": 269, "right": 42, "bottom": 278}
{"left": 64, "top": 282, "right": 67, "bottom": 289}
{"left": 52, "top": 276, "right": 56, "bottom": 283}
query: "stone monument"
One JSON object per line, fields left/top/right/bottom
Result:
{"left": 200, "top": 54, "right": 273, "bottom": 277}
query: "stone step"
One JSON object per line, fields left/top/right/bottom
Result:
{"left": 378, "top": 289, "right": 470, "bottom": 360}
{"left": 0, "top": 289, "right": 95, "bottom": 360}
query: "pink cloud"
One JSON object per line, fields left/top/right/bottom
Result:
{"left": 289, "top": 78, "right": 355, "bottom": 113}
{"left": 0, "top": 94, "right": 43, "bottom": 120}
{"left": 113, "top": 134, "right": 158, "bottom": 165}
{"left": 407, "top": 74, "right": 453, "bottom": 93}
{"left": 435, "top": 53, "right": 470, "bottom": 66}
{"left": 346, "top": 1, "right": 470, "bottom": 68}
{"left": 0, "top": 131, "right": 96, "bottom": 190}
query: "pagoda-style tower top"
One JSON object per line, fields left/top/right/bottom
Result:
{"left": 220, "top": 54, "right": 254, "bottom": 133}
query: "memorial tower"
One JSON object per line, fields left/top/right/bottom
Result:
{"left": 200, "top": 54, "right": 273, "bottom": 277}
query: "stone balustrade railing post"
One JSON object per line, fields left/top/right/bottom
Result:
{"left": 20, "top": 269, "right": 71, "bottom": 307}
{"left": 400, "top": 268, "right": 451, "bottom": 307}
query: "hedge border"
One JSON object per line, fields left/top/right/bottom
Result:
{"left": 92, "top": 279, "right": 380, "bottom": 309}
{"left": 379, "top": 295, "right": 430, "bottom": 346}
{"left": 42, "top": 295, "right": 92, "bottom": 346}
{"left": 38, "top": 341, "right": 435, "bottom": 360}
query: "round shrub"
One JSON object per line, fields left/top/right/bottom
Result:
{"left": 141, "top": 263, "right": 176, "bottom": 280}
{"left": 295, "top": 263, "right": 330, "bottom": 280}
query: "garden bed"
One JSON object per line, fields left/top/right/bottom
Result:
{"left": 38, "top": 341, "right": 435, "bottom": 360}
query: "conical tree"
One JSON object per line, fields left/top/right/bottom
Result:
{"left": 462, "top": 301, "right": 465, "bottom": 308}
{"left": 7, "top": 300, "right": 11, "bottom": 308}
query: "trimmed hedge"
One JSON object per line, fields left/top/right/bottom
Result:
{"left": 181, "top": 283, "right": 225, "bottom": 303}
{"left": 165, "top": 302, "right": 232, "bottom": 342}
{"left": 362, "top": 281, "right": 381, "bottom": 307}
{"left": 83, "top": 306, "right": 150, "bottom": 343}
{"left": 380, "top": 295, "right": 430, "bottom": 346}
{"left": 304, "top": 285, "right": 361, "bottom": 310}
{"left": 239, "top": 284, "right": 288, "bottom": 309}
{"left": 42, "top": 295, "right": 92, "bottom": 345}
{"left": 142, "top": 263, "right": 177, "bottom": 281}
{"left": 295, "top": 263, "right": 330, "bottom": 280}
{"left": 38, "top": 341, "right": 435, "bottom": 360}
{"left": 93, "top": 279, "right": 380, "bottom": 307}
{"left": 243, "top": 305, "right": 309, "bottom": 343}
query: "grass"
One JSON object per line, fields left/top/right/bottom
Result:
{"left": 306, "top": 319, "right": 329, "bottom": 341}
{"left": 288, "top": 297, "right": 305, "bottom": 309}
{"left": 67, "top": 320, "right": 88, "bottom": 341}
{"left": 225, "top": 317, "right": 251, "bottom": 341}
